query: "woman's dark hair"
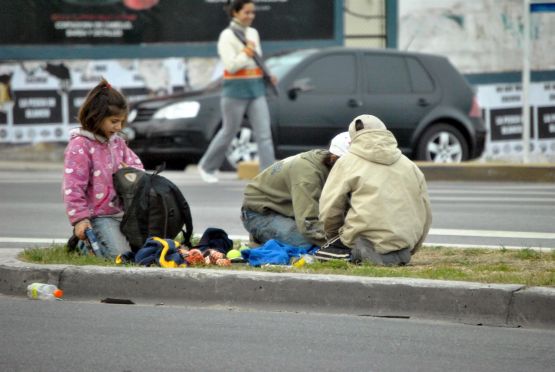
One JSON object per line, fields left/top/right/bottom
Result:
{"left": 224, "top": 0, "right": 253, "bottom": 18}
{"left": 77, "top": 78, "right": 128, "bottom": 136}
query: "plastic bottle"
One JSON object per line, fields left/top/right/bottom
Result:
{"left": 27, "top": 283, "right": 63, "bottom": 300}
{"left": 85, "top": 228, "right": 103, "bottom": 257}
{"left": 292, "top": 254, "right": 315, "bottom": 268}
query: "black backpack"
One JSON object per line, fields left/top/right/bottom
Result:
{"left": 113, "top": 165, "right": 193, "bottom": 252}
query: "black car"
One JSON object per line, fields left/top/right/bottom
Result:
{"left": 126, "top": 47, "right": 486, "bottom": 169}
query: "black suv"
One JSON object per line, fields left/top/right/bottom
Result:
{"left": 126, "top": 47, "right": 486, "bottom": 169}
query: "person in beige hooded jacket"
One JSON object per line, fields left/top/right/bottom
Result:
{"left": 318, "top": 115, "right": 432, "bottom": 265}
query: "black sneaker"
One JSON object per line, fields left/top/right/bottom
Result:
{"left": 315, "top": 237, "right": 351, "bottom": 261}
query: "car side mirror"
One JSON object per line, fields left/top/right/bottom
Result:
{"left": 287, "top": 78, "right": 314, "bottom": 100}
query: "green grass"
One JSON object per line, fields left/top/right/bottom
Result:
{"left": 19, "top": 244, "right": 555, "bottom": 287}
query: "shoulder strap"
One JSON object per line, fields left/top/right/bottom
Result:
{"left": 171, "top": 183, "right": 193, "bottom": 248}
{"left": 151, "top": 163, "right": 193, "bottom": 248}
{"left": 229, "top": 27, "right": 279, "bottom": 96}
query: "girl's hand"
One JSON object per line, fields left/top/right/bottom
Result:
{"left": 74, "top": 219, "right": 91, "bottom": 240}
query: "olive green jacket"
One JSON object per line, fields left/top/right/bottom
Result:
{"left": 242, "top": 150, "right": 330, "bottom": 246}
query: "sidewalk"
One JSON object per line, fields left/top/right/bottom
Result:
{"left": 1, "top": 248, "right": 554, "bottom": 329}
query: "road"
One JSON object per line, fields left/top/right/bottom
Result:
{"left": 0, "top": 169, "right": 554, "bottom": 249}
{"left": 1, "top": 295, "right": 554, "bottom": 372}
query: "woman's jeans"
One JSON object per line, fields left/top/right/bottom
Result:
{"left": 241, "top": 208, "right": 313, "bottom": 248}
{"left": 77, "top": 216, "right": 131, "bottom": 259}
{"left": 199, "top": 95, "right": 275, "bottom": 172}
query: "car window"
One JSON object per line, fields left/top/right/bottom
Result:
{"left": 407, "top": 57, "right": 434, "bottom": 93}
{"left": 266, "top": 49, "right": 318, "bottom": 80}
{"left": 364, "top": 54, "right": 411, "bottom": 94}
{"left": 294, "top": 54, "right": 356, "bottom": 94}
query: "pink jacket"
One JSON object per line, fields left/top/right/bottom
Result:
{"left": 62, "top": 129, "right": 143, "bottom": 225}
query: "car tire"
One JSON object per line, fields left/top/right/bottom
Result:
{"left": 416, "top": 124, "right": 469, "bottom": 162}
{"left": 221, "top": 126, "right": 259, "bottom": 171}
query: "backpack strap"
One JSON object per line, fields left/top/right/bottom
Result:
{"left": 152, "top": 165, "right": 193, "bottom": 248}
{"left": 173, "top": 185, "right": 193, "bottom": 248}
{"left": 119, "top": 173, "right": 151, "bottom": 251}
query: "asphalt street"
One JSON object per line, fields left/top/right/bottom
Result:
{"left": 0, "top": 168, "right": 554, "bottom": 249}
{"left": 1, "top": 295, "right": 554, "bottom": 372}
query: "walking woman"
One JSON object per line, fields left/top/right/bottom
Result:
{"left": 198, "top": 0, "right": 275, "bottom": 183}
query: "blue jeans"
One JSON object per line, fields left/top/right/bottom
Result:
{"left": 77, "top": 216, "right": 132, "bottom": 259}
{"left": 241, "top": 208, "right": 313, "bottom": 248}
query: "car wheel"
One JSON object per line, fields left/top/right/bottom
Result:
{"left": 221, "top": 127, "right": 259, "bottom": 171}
{"left": 416, "top": 124, "right": 469, "bottom": 162}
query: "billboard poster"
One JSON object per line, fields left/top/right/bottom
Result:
{"left": 477, "top": 82, "right": 555, "bottom": 161}
{"left": 489, "top": 107, "right": 534, "bottom": 142}
{"left": 538, "top": 106, "right": 555, "bottom": 139}
{"left": 0, "top": 0, "right": 334, "bottom": 45}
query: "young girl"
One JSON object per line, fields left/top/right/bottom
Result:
{"left": 63, "top": 79, "right": 143, "bottom": 258}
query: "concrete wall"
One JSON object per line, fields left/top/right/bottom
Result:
{"left": 343, "top": 0, "right": 387, "bottom": 48}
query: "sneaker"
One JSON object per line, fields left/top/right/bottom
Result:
{"left": 315, "top": 246, "right": 351, "bottom": 261}
{"left": 198, "top": 165, "right": 219, "bottom": 183}
{"left": 315, "top": 237, "right": 351, "bottom": 261}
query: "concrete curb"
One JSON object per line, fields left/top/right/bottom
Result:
{"left": 2, "top": 249, "right": 554, "bottom": 329}
{"left": 0, "top": 156, "right": 554, "bottom": 182}
{"left": 415, "top": 162, "right": 555, "bottom": 183}
{"left": 238, "top": 161, "right": 555, "bottom": 182}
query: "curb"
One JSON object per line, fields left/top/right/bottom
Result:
{"left": 0, "top": 157, "right": 554, "bottom": 183}
{"left": 415, "top": 162, "right": 555, "bottom": 183}
{"left": 1, "top": 249, "right": 554, "bottom": 329}
{"left": 237, "top": 161, "right": 555, "bottom": 182}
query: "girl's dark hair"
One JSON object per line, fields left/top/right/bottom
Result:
{"left": 77, "top": 78, "right": 128, "bottom": 136}
{"left": 224, "top": 0, "right": 253, "bottom": 17}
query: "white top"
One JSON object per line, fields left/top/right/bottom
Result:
{"left": 217, "top": 23, "right": 263, "bottom": 74}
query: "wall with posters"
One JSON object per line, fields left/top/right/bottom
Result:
{"left": 477, "top": 82, "right": 555, "bottom": 162}
{"left": 0, "top": 58, "right": 219, "bottom": 143}
{"left": 398, "top": 0, "right": 555, "bottom": 74}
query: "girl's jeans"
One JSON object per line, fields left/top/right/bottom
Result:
{"left": 77, "top": 216, "right": 131, "bottom": 259}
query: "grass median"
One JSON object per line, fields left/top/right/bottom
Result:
{"left": 20, "top": 244, "right": 555, "bottom": 287}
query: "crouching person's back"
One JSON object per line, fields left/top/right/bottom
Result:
{"left": 318, "top": 114, "right": 432, "bottom": 265}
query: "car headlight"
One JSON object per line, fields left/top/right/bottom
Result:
{"left": 127, "top": 108, "right": 137, "bottom": 123}
{"left": 121, "top": 127, "right": 135, "bottom": 141}
{"left": 153, "top": 101, "right": 201, "bottom": 120}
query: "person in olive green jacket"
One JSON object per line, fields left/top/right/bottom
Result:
{"left": 241, "top": 132, "right": 351, "bottom": 248}
{"left": 318, "top": 115, "right": 432, "bottom": 265}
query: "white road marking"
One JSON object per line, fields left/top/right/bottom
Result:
{"left": 429, "top": 228, "right": 555, "bottom": 239}
{"left": 0, "top": 237, "right": 67, "bottom": 244}
{"left": 430, "top": 189, "right": 555, "bottom": 196}
{"left": 425, "top": 243, "right": 552, "bottom": 251}
{"left": 2, "top": 229, "right": 554, "bottom": 246}
{"left": 431, "top": 196, "right": 555, "bottom": 203}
